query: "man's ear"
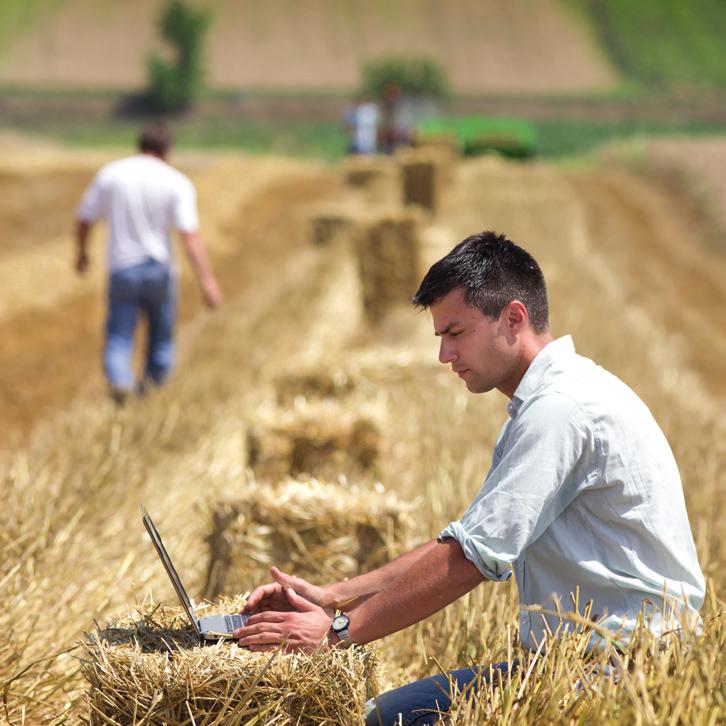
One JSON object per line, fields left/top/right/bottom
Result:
{"left": 505, "top": 300, "right": 529, "bottom": 331}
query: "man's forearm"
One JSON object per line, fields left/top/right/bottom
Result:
{"left": 323, "top": 539, "right": 440, "bottom": 610}
{"left": 181, "top": 231, "right": 214, "bottom": 283}
{"left": 181, "top": 231, "right": 222, "bottom": 307}
{"left": 347, "top": 538, "right": 484, "bottom": 644}
{"left": 74, "top": 219, "right": 92, "bottom": 274}
{"left": 75, "top": 219, "right": 91, "bottom": 252}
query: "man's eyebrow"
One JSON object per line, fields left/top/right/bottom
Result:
{"left": 434, "top": 321, "right": 460, "bottom": 337}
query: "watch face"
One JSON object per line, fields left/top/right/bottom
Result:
{"left": 332, "top": 615, "right": 349, "bottom": 631}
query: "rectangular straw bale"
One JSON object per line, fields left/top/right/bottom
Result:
{"left": 246, "top": 401, "right": 379, "bottom": 480}
{"left": 83, "top": 599, "right": 377, "bottom": 725}
{"left": 203, "top": 478, "right": 414, "bottom": 599}
{"left": 342, "top": 156, "right": 400, "bottom": 204}
{"left": 309, "top": 203, "right": 361, "bottom": 246}
{"left": 274, "top": 367, "right": 356, "bottom": 405}
{"left": 397, "top": 147, "right": 451, "bottom": 214}
{"left": 354, "top": 210, "right": 422, "bottom": 325}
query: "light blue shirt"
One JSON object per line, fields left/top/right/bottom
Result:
{"left": 440, "top": 336, "right": 705, "bottom": 649}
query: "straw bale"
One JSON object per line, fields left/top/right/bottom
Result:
{"left": 203, "top": 478, "right": 414, "bottom": 598}
{"left": 397, "top": 147, "right": 452, "bottom": 214}
{"left": 246, "top": 400, "right": 380, "bottom": 479}
{"left": 83, "top": 599, "right": 377, "bottom": 725}
{"left": 354, "top": 210, "right": 422, "bottom": 325}
{"left": 309, "top": 202, "right": 363, "bottom": 246}
{"left": 274, "top": 366, "right": 356, "bottom": 405}
{"left": 342, "top": 156, "right": 400, "bottom": 204}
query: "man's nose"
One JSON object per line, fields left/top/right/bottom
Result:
{"left": 439, "top": 339, "right": 456, "bottom": 365}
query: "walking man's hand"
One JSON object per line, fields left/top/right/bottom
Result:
{"left": 201, "top": 276, "right": 223, "bottom": 309}
{"left": 76, "top": 251, "right": 90, "bottom": 275}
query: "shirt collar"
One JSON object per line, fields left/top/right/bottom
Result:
{"left": 508, "top": 335, "right": 575, "bottom": 418}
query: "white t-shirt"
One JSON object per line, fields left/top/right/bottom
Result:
{"left": 76, "top": 154, "right": 199, "bottom": 272}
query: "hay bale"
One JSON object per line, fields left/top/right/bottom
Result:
{"left": 354, "top": 210, "right": 422, "bottom": 325}
{"left": 397, "top": 147, "right": 451, "bottom": 214}
{"left": 309, "top": 203, "right": 361, "bottom": 246}
{"left": 83, "top": 599, "right": 377, "bottom": 725}
{"left": 203, "top": 478, "right": 414, "bottom": 598}
{"left": 342, "top": 156, "right": 400, "bottom": 204}
{"left": 274, "top": 367, "right": 356, "bottom": 405}
{"left": 246, "top": 401, "right": 380, "bottom": 479}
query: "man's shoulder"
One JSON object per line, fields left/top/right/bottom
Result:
{"left": 106, "top": 156, "right": 194, "bottom": 191}
{"left": 538, "top": 355, "right": 655, "bottom": 431}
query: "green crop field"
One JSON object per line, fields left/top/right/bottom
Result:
{"left": 577, "top": 0, "right": 726, "bottom": 88}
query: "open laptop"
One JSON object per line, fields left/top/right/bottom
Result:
{"left": 142, "top": 505, "right": 248, "bottom": 642}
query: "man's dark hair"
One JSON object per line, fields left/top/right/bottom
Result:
{"left": 411, "top": 231, "right": 549, "bottom": 332}
{"left": 138, "top": 122, "right": 173, "bottom": 156}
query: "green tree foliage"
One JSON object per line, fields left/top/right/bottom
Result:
{"left": 361, "top": 56, "right": 450, "bottom": 101}
{"left": 147, "top": 0, "right": 211, "bottom": 112}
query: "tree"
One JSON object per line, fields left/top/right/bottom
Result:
{"left": 361, "top": 56, "right": 450, "bottom": 102}
{"left": 147, "top": 0, "right": 211, "bottom": 112}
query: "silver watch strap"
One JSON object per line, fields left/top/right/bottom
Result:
{"left": 336, "top": 625, "right": 352, "bottom": 646}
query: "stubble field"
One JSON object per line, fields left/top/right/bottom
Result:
{"left": 0, "top": 137, "right": 724, "bottom": 723}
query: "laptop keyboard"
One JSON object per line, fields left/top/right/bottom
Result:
{"left": 224, "top": 614, "right": 245, "bottom": 631}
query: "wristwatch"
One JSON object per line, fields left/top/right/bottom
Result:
{"left": 331, "top": 613, "right": 352, "bottom": 647}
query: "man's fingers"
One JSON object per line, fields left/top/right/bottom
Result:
{"left": 234, "top": 617, "right": 289, "bottom": 638}
{"left": 238, "top": 631, "right": 284, "bottom": 647}
{"left": 285, "top": 588, "right": 319, "bottom": 612}
{"left": 271, "top": 567, "right": 295, "bottom": 588}
{"left": 242, "top": 584, "right": 280, "bottom": 612}
{"left": 246, "top": 612, "right": 288, "bottom": 626}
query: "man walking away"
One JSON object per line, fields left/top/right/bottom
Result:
{"left": 74, "top": 122, "right": 222, "bottom": 403}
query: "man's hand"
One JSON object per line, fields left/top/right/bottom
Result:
{"left": 235, "top": 588, "right": 333, "bottom": 653}
{"left": 242, "top": 567, "right": 330, "bottom": 615}
{"left": 200, "top": 276, "right": 223, "bottom": 309}
{"left": 75, "top": 251, "right": 90, "bottom": 275}
{"left": 74, "top": 219, "right": 92, "bottom": 276}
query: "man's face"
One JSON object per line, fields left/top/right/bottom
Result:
{"left": 431, "top": 288, "right": 516, "bottom": 395}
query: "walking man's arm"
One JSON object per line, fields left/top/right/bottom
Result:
{"left": 180, "top": 231, "right": 223, "bottom": 309}
{"left": 74, "top": 219, "right": 93, "bottom": 275}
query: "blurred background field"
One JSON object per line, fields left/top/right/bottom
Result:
{"left": 1, "top": 1, "right": 725, "bottom": 723}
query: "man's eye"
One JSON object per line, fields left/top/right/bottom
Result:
{"left": 450, "top": 330, "right": 462, "bottom": 337}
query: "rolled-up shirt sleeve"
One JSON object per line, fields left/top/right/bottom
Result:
{"left": 439, "top": 392, "right": 595, "bottom": 580}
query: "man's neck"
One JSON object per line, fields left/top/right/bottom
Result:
{"left": 141, "top": 151, "right": 167, "bottom": 162}
{"left": 499, "top": 332, "right": 555, "bottom": 399}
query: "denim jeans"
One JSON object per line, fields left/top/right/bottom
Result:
{"left": 365, "top": 662, "right": 515, "bottom": 726}
{"left": 104, "top": 259, "right": 176, "bottom": 392}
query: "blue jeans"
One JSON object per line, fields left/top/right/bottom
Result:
{"left": 365, "top": 662, "right": 515, "bottom": 726}
{"left": 104, "top": 259, "right": 176, "bottom": 392}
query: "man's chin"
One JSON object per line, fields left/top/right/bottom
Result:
{"left": 464, "top": 378, "right": 491, "bottom": 394}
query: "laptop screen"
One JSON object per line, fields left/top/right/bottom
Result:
{"left": 142, "top": 505, "right": 201, "bottom": 638}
